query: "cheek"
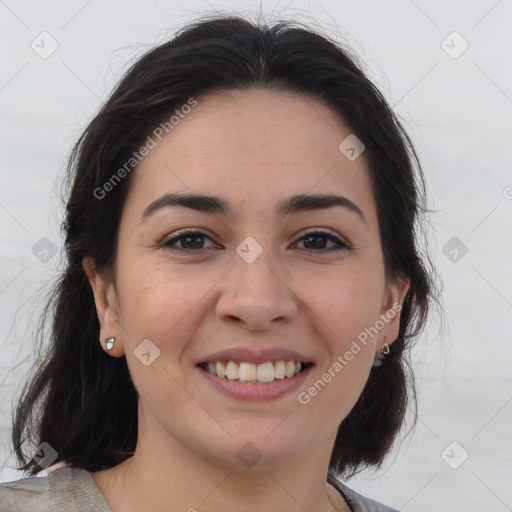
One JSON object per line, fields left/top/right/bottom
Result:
{"left": 304, "top": 279, "right": 376, "bottom": 417}
{"left": 116, "top": 260, "right": 211, "bottom": 403}
{"left": 117, "top": 257, "right": 219, "bottom": 351}
{"left": 306, "top": 264, "right": 381, "bottom": 395}
{"left": 312, "top": 262, "right": 383, "bottom": 342}
{"left": 119, "top": 249, "right": 383, "bottom": 353}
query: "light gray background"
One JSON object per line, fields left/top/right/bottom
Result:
{"left": 1, "top": 1, "right": 511, "bottom": 510}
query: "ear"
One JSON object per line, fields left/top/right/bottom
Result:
{"left": 377, "top": 273, "right": 411, "bottom": 350}
{"left": 82, "top": 256, "right": 124, "bottom": 357}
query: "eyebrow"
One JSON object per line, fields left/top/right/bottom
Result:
{"left": 141, "top": 192, "right": 367, "bottom": 225}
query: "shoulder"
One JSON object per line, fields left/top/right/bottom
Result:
{"left": 328, "top": 471, "right": 401, "bottom": 512}
{"left": 0, "top": 466, "right": 111, "bottom": 512}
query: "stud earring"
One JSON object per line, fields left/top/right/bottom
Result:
{"left": 372, "top": 338, "right": 390, "bottom": 367}
{"left": 105, "top": 337, "right": 115, "bottom": 351}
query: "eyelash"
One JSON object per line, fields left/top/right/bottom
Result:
{"left": 160, "top": 230, "right": 351, "bottom": 255}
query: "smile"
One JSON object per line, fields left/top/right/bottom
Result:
{"left": 198, "top": 360, "right": 312, "bottom": 383}
{"left": 196, "top": 360, "right": 314, "bottom": 401}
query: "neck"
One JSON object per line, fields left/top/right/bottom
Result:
{"left": 91, "top": 416, "right": 349, "bottom": 512}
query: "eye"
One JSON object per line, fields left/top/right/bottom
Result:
{"left": 160, "top": 229, "right": 352, "bottom": 255}
{"left": 160, "top": 231, "right": 217, "bottom": 253}
{"left": 293, "top": 230, "right": 350, "bottom": 253}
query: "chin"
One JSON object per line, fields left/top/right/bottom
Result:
{"left": 200, "top": 432, "right": 309, "bottom": 471}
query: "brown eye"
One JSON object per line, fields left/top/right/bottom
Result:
{"left": 161, "top": 230, "right": 351, "bottom": 255}
{"left": 161, "top": 231, "right": 217, "bottom": 253}
{"left": 294, "top": 231, "right": 349, "bottom": 253}
{"left": 177, "top": 234, "right": 205, "bottom": 250}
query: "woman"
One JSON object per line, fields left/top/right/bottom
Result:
{"left": 0, "top": 14, "right": 439, "bottom": 512}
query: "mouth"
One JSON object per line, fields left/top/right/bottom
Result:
{"left": 194, "top": 347, "right": 315, "bottom": 400}
{"left": 197, "top": 360, "right": 314, "bottom": 384}
{"left": 196, "top": 359, "right": 314, "bottom": 401}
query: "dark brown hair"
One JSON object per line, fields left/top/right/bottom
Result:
{"left": 10, "top": 14, "right": 441, "bottom": 479}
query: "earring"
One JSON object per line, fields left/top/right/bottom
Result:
{"left": 105, "top": 337, "right": 115, "bottom": 351}
{"left": 372, "top": 339, "right": 390, "bottom": 367}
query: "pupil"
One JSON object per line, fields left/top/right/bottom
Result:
{"left": 183, "top": 235, "right": 203, "bottom": 249}
{"left": 304, "top": 235, "right": 325, "bottom": 249}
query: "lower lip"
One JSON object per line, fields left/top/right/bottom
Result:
{"left": 196, "top": 365, "right": 313, "bottom": 401}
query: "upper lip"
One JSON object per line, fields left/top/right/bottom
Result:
{"left": 197, "top": 347, "right": 313, "bottom": 365}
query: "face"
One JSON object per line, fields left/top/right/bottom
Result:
{"left": 84, "top": 88, "right": 409, "bottom": 470}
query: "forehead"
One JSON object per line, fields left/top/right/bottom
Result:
{"left": 125, "top": 88, "right": 377, "bottom": 224}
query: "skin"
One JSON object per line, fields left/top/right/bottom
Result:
{"left": 83, "top": 88, "right": 410, "bottom": 512}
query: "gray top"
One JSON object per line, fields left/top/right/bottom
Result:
{"left": 0, "top": 465, "right": 400, "bottom": 511}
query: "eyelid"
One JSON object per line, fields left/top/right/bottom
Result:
{"left": 293, "top": 227, "right": 344, "bottom": 242}
{"left": 160, "top": 228, "right": 218, "bottom": 248}
{"left": 291, "top": 228, "right": 351, "bottom": 251}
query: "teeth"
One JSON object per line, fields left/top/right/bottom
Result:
{"left": 274, "top": 361, "right": 286, "bottom": 379}
{"left": 226, "top": 361, "right": 239, "bottom": 380}
{"left": 257, "top": 362, "right": 274, "bottom": 382}
{"left": 285, "top": 361, "right": 295, "bottom": 378}
{"left": 239, "top": 362, "right": 257, "bottom": 381}
{"left": 216, "top": 361, "right": 226, "bottom": 378}
{"left": 204, "top": 360, "right": 305, "bottom": 382}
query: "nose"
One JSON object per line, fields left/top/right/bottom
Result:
{"left": 215, "top": 248, "right": 298, "bottom": 332}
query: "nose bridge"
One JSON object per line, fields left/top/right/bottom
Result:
{"left": 232, "top": 238, "right": 285, "bottom": 300}
{"left": 215, "top": 238, "right": 298, "bottom": 329}
{"left": 235, "top": 242, "right": 279, "bottom": 292}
